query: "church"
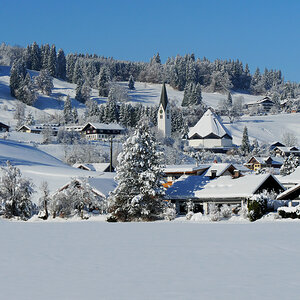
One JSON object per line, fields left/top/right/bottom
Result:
{"left": 157, "top": 83, "right": 171, "bottom": 138}
{"left": 188, "top": 108, "right": 233, "bottom": 151}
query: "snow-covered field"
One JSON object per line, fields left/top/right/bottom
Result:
{"left": 1, "top": 219, "right": 299, "bottom": 300}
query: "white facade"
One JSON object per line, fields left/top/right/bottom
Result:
{"left": 189, "top": 137, "right": 233, "bottom": 148}
{"left": 188, "top": 109, "right": 233, "bottom": 149}
{"left": 157, "top": 102, "right": 171, "bottom": 138}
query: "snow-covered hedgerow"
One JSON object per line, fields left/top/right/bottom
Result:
{"left": 278, "top": 205, "right": 300, "bottom": 219}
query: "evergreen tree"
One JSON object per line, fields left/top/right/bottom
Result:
{"left": 63, "top": 95, "right": 73, "bottom": 124}
{"left": 98, "top": 68, "right": 110, "bottom": 97}
{"left": 104, "top": 97, "right": 118, "bottom": 123}
{"left": 25, "top": 112, "right": 35, "bottom": 125}
{"left": 33, "top": 69, "right": 53, "bottom": 95}
{"left": 0, "top": 161, "right": 34, "bottom": 220}
{"left": 10, "top": 59, "right": 27, "bottom": 97}
{"left": 56, "top": 49, "right": 66, "bottom": 79}
{"left": 30, "top": 42, "right": 41, "bottom": 71}
{"left": 182, "top": 82, "right": 202, "bottom": 106}
{"left": 128, "top": 75, "right": 135, "bottom": 90}
{"left": 75, "top": 79, "right": 84, "bottom": 102}
{"left": 48, "top": 44, "right": 57, "bottom": 77}
{"left": 280, "top": 154, "right": 299, "bottom": 176}
{"left": 227, "top": 92, "right": 233, "bottom": 106}
{"left": 109, "top": 119, "right": 165, "bottom": 222}
{"left": 15, "top": 73, "right": 37, "bottom": 106}
{"left": 72, "top": 60, "right": 83, "bottom": 84}
{"left": 66, "top": 54, "right": 76, "bottom": 82}
{"left": 72, "top": 107, "right": 79, "bottom": 124}
{"left": 240, "top": 126, "right": 251, "bottom": 155}
{"left": 41, "top": 43, "right": 50, "bottom": 70}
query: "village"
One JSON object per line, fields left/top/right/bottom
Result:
{"left": 0, "top": 83, "right": 299, "bottom": 222}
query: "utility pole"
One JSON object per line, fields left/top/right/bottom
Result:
{"left": 109, "top": 136, "right": 113, "bottom": 172}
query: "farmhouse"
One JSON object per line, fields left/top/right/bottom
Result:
{"left": 17, "top": 124, "right": 59, "bottom": 135}
{"left": 247, "top": 96, "right": 274, "bottom": 112}
{"left": 0, "top": 122, "right": 9, "bottom": 132}
{"left": 188, "top": 108, "right": 233, "bottom": 151}
{"left": 73, "top": 163, "right": 114, "bottom": 172}
{"left": 81, "top": 122, "right": 125, "bottom": 140}
{"left": 273, "top": 146, "right": 300, "bottom": 157}
{"left": 245, "top": 156, "right": 284, "bottom": 172}
{"left": 166, "top": 172, "right": 284, "bottom": 215}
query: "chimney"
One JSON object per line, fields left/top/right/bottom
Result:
{"left": 210, "top": 170, "right": 217, "bottom": 179}
{"left": 233, "top": 169, "right": 240, "bottom": 178}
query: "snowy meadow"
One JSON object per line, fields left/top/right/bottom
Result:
{"left": 1, "top": 219, "right": 299, "bottom": 300}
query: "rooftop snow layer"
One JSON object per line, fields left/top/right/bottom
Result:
{"left": 188, "top": 109, "right": 232, "bottom": 139}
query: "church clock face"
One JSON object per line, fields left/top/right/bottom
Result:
{"left": 160, "top": 109, "right": 163, "bottom": 114}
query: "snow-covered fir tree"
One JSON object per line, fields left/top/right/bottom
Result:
{"left": 25, "top": 112, "right": 35, "bottom": 125}
{"left": 63, "top": 95, "right": 73, "bottom": 124}
{"left": 240, "top": 126, "right": 251, "bottom": 155}
{"left": 109, "top": 118, "right": 165, "bottom": 222}
{"left": 280, "top": 154, "right": 299, "bottom": 176}
{"left": 98, "top": 68, "right": 110, "bottom": 97}
{"left": 47, "top": 44, "right": 57, "bottom": 77}
{"left": 0, "top": 161, "right": 34, "bottom": 220}
{"left": 128, "top": 75, "right": 135, "bottom": 90}
{"left": 34, "top": 69, "right": 53, "bottom": 95}
{"left": 15, "top": 73, "right": 37, "bottom": 106}
{"left": 56, "top": 48, "right": 66, "bottom": 79}
{"left": 10, "top": 59, "right": 27, "bottom": 97}
{"left": 181, "top": 82, "right": 202, "bottom": 106}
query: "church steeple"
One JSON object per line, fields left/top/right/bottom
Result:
{"left": 160, "top": 82, "right": 168, "bottom": 111}
{"left": 157, "top": 83, "right": 171, "bottom": 137}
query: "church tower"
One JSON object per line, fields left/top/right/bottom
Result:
{"left": 157, "top": 83, "right": 171, "bottom": 137}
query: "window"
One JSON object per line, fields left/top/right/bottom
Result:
{"left": 160, "top": 115, "right": 163, "bottom": 119}
{"left": 167, "top": 115, "right": 169, "bottom": 119}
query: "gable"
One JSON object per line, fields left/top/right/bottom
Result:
{"left": 254, "top": 175, "right": 284, "bottom": 195}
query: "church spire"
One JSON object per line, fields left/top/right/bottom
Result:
{"left": 160, "top": 83, "right": 168, "bottom": 110}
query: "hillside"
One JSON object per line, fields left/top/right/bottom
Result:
{"left": 0, "top": 139, "right": 115, "bottom": 203}
{"left": 1, "top": 65, "right": 300, "bottom": 147}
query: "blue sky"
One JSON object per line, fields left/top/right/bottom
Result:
{"left": 2, "top": 0, "right": 300, "bottom": 81}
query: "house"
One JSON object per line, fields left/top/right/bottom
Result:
{"left": 165, "top": 163, "right": 255, "bottom": 214}
{"left": 277, "top": 183, "right": 300, "bottom": 202}
{"left": 247, "top": 96, "right": 274, "bottom": 112}
{"left": 166, "top": 171, "right": 284, "bottom": 214}
{"left": 73, "top": 163, "right": 114, "bottom": 172}
{"left": 194, "top": 174, "right": 284, "bottom": 214}
{"left": 188, "top": 108, "right": 233, "bottom": 151}
{"left": 65, "top": 125, "right": 84, "bottom": 132}
{"left": 157, "top": 83, "right": 171, "bottom": 138}
{"left": 245, "top": 156, "right": 284, "bottom": 172}
{"left": 273, "top": 146, "right": 300, "bottom": 157}
{"left": 81, "top": 122, "right": 125, "bottom": 140}
{"left": 269, "top": 141, "right": 285, "bottom": 151}
{"left": 17, "top": 124, "right": 60, "bottom": 135}
{"left": 163, "top": 164, "right": 209, "bottom": 186}
{"left": 0, "top": 122, "right": 9, "bottom": 132}
{"left": 277, "top": 166, "right": 300, "bottom": 189}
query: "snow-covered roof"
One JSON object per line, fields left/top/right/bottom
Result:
{"left": 73, "top": 163, "right": 112, "bottom": 172}
{"left": 188, "top": 109, "right": 232, "bottom": 139}
{"left": 278, "top": 167, "right": 300, "bottom": 185}
{"left": 274, "top": 146, "right": 299, "bottom": 152}
{"left": 163, "top": 164, "right": 209, "bottom": 174}
{"left": 165, "top": 174, "right": 212, "bottom": 199}
{"left": 205, "top": 163, "right": 233, "bottom": 177}
{"left": 194, "top": 174, "right": 284, "bottom": 199}
{"left": 277, "top": 182, "right": 300, "bottom": 200}
{"left": 83, "top": 122, "right": 125, "bottom": 131}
